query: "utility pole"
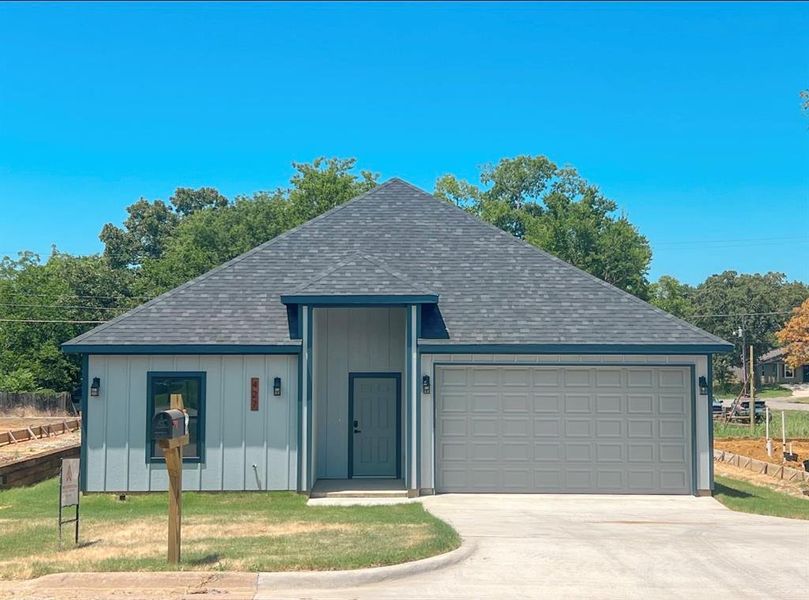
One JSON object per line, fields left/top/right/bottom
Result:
{"left": 749, "top": 345, "right": 756, "bottom": 431}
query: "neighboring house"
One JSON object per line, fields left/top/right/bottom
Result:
{"left": 63, "top": 179, "right": 731, "bottom": 497}
{"left": 758, "top": 347, "right": 808, "bottom": 385}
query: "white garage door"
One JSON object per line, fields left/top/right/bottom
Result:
{"left": 435, "top": 365, "right": 693, "bottom": 494}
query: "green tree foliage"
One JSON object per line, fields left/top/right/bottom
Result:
{"left": 99, "top": 187, "right": 229, "bottom": 269}
{"left": 138, "top": 158, "right": 378, "bottom": 294}
{"left": 0, "top": 251, "right": 138, "bottom": 392}
{"left": 435, "top": 156, "right": 652, "bottom": 298}
{"left": 649, "top": 276, "right": 695, "bottom": 320}
{"left": 688, "top": 271, "right": 809, "bottom": 382}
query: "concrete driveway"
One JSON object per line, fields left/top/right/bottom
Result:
{"left": 265, "top": 494, "right": 809, "bottom": 599}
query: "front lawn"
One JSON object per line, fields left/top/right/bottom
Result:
{"left": 713, "top": 384, "right": 792, "bottom": 400}
{"left": 713, "top": 410, "right": 809, "bottom": 439}
{"left": 714, "top": 475, "right": 809, "bottom": 520}
{"left": 0, "top": 478, "right": 459, "bottom": 580}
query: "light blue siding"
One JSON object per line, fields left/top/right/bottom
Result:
{"left": 86, "top": 354, "right": 298, "bottom": 492}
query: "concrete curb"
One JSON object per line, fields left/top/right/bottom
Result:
{"left": 256, "top": 539, "right": 475, "bottom": 590}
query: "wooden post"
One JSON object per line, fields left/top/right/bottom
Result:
{"left": 159, "top": 393, "right": 188, "bottom": 565}
{"left": 749, "top": 345, "right": 755, "bottom": 431}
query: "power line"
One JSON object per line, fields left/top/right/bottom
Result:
{"left": 0, "top": 292, "right": 155, "bottom": 301}
{"left": 0, "top": 303, "right": 127, "bottom": 312}
{"left": 0, "top": 318, "right": 107, "bottom": 324}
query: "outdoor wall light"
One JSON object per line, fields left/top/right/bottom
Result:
{"left": 273, "top": 377, "right": 282, "bottom": 396}
{"left": 698, "top": 376, "right": 709, "bottom": 396}
{"left": 422, "top": 375, "right": 431, "bottom": 395}
{"left": 90, "top": 377, "right": 101, "bottom": 397}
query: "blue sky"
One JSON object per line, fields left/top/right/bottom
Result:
{"left": 0, "top": 2, "right": 807, "bottom": 285}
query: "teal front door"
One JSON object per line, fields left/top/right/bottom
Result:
{"left": 350, "top": 374, "right": 400, "bottom": 478}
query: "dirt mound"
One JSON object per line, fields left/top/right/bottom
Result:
{"left": 715, "top": 438, "right": 809, "bottom": 471}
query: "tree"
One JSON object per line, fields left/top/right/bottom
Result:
{"left": 777, "top": 298, "right": 809, "bottom": 369}
{"left": 0, "top": 250, "right": 138, "bottom": 391}
{"left": 100, "top": 187, "right": 230, "bottom": 269}
{"left": 138, "top": 158, "right": 378, "bottom": 294}
{"left": 649, "top": 276, "right": 695, "bottom": 319}
{"left": 689, "top": 271, "right": 809, "bottom": 382}
{"left": 436, "top": 156, "right": 652, "bottom": 298}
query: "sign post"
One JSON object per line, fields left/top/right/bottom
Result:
{"left": 159, "top": 393, "right": 189, "bottom": 564}
{"left": 58, "top": 457, "right": 80, "bottom": 546}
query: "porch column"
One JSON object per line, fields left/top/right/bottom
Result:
{"left": 300, "top": 305, "right": 313, "bottom": 492}
{"left": 406, "top": 304, "right": 418, "bottom": 492}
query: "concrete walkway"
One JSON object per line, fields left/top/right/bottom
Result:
{"left": 261, "top": 494, "right": 809, "bottom": 599}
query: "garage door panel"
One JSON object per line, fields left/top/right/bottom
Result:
{"left": 470, "top": 417, "right": 498, "bottom": 436}
{"left": 435, "top": 365, "right": 692, "bottom": 494}
{"left": 627, "top": 419, "right": 654, "bottom": 438}
{"left": 596, "top": 394, "right": 622, "bottom": 413}
{"left": 533, "top": 393, "right": 561, "bottom": 412}
{"left": 564, "top": 419, "right": 591, "bottom": 437}
{"left": 502, "top": 393, "right": 530, "bottom": 412}
{"left": 596, "top": 370, "right": 622, "bottom": 387}
{"left": 659, "top": 394, "right": 687, "bottom": 414}
{"left": 534, "top": 418, "right": 561, "bottom": 436}
{"left": 564, "top": 394, "right": 593, "bottom": 413}
{"left": 628, "top": 443, "right": 655, "bottom": 463}
{"left": 502, "top": 418, "right": 530, "bottom": 437}
{"left": 534, "top": 443, "right": 560, "bottom": 460}
{"left": 595, "top": 419, "right": 622, "bottom": 437}
{"left": 565, "top": 443, "right": 592, "bottom": 461}
{"left": 439, "top": 416, "right": 467, "bottom": 436}
{"left": 596, "top": 443, "right": 623, "bottom": 462}
{"left": 628, "top": 394, "right": 654, "bottom": 413}
{"left": 660, "top": 420, "right": 686, "bottom": 439}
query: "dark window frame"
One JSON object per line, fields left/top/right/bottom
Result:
{"left": 146, "top": 371, "right": 206, "bottom": 464}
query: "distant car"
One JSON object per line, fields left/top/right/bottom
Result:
{"left": 739, "top": 399, "right": 767, "bottom": 421}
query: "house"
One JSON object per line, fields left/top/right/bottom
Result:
{"left": 63, "top": 179, "right": 731, "bottom": 496}
{"left": 758, "top": 347, "right": 808, "bottom": 385}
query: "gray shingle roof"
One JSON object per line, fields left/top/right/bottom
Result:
{"left": 284, "top": 252, "right": 436, "bottom": 297}
{"left": 64, "top": 178, "right": 730, "bottom": 350}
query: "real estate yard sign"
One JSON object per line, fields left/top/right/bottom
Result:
{"left": 58, "top": 457, "right": 80, "bottom": 545}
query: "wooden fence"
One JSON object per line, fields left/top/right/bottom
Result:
{"left": 0, "top": 391, "right": 75, "bottom": 415}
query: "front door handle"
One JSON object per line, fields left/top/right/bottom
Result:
{"left": 353, "top": 419, "right": 361, "bottom": 433}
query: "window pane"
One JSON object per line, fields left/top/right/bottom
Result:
{"left": 150, "top": 375, "right": 203, "bottom": 460}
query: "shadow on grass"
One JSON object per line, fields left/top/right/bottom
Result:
{"left": 714, "top": 482, "right": 754, "bottom": 499}
{"left": 187, "top": 553, "right": 222, "bottom": 566}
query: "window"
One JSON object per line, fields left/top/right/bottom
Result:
{"left": 147, "top": 372, "right": 205, "bottom": 462}
{"left": 784, "top": 364, "right": 794, "bottom": 379}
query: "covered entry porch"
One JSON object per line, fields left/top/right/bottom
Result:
{"left": 296, "top": 303, "right": 422, "bottom": 496}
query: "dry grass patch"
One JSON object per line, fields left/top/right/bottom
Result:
{"left": 0, "top": 479, "right": 459, "bottom": 580}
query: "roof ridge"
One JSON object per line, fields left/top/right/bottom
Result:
{"left": 288, "top": 251, "right": 436, "bottom": 295}
{"left": 399, "top": 181, "right": 729, "bottom": 346}
{"left": 66, "top": 179, "right": 401, "bottom": 345}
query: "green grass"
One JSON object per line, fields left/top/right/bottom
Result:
{"left": 0, "top": 478, "right": 460, "bottom": 580}
{"left": 714, "top": 410, "right": 809, "bottom": 439}
{"left": 714, "top": 384, "right": 793, "bottom": 400}
{"left": 714, "top": 476, "right": 809, "bottom": 520}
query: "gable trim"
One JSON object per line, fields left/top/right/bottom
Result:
{"left": 62, "top": 344, "right": 302, "bottom": 355}
{"left": 280, "top": 294, "right": 438, "bottom": 306}
{"left": 418, "top": 343, "right": 732, "bottom": 354}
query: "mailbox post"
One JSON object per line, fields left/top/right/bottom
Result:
{"left": 151, "top": 393, "right": 189, "bottom": 564}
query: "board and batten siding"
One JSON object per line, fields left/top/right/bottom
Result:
{"left": 313, "top": 307, "right": 406, "bottom": 479}
{"left": 418, "top": 353, "right": 711, "bottom": 493}
{"left": 85, "top": 354, "right": 298, "bottom": 492}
